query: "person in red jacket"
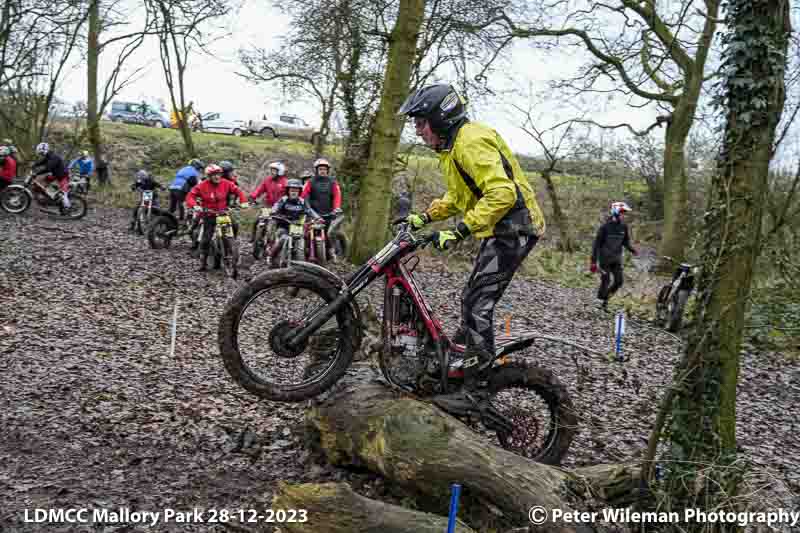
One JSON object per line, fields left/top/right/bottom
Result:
{"left": 0, "top": 145, "right": 16, "bottom": 192}
{"left": 300, "top": 158, "right": 341, "bottom": 220}
{"left": 248, "top": 161, "right": 288, "bottom": 242}
{"left": 186, "top": 164, "right": 249, "bottom": 271}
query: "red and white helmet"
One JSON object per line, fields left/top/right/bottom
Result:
{"left": 313, "top": 158, "right": 330, "bottom": 172}
{"left": 269, "top": 161, "right": 286, "bottom": 176}
{"left": 205, "top": 164, "right": 223, "bottom": 177}
{"left": 610, "top": 202, "right": 632, "bottom": 217}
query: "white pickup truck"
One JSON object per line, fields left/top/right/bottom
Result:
{"left": 247, "top": 113, "right": 320, "bottom": 144}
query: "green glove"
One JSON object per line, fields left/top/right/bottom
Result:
{"left": 406, "top": 212, "right": 430, "bottom": 230}
{"left": 432, "top": 224, "right": 470, "bottom": 251}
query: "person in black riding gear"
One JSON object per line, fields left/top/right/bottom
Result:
{"left": 300, "top": 158, "right": 343, "bottom": 257}
{"left": 396, "top": 83, "right": 547, "bottom": 412}
{"left": 129, "top": 169, "right": 166, "bottom": 230}
{"left": 590, "top": 202, "right": 638, "bottom": 311}
{"left": 268, "top": 179, "right": 322, "bottom": 260}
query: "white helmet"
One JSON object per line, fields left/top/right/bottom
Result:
{"left": 313, "top": 158, "right": 330, "bottom": 172}
{"left": 36, "top": 142, "right": 49, "bottom": 155}
{"left": 0, "top": 146, "right": 9, "bottom": 157}
{"left": 610, "top": 201, "right": 632, "bottom": 217}
{"left": 269, "top": 161, "right": 285, "bottom": 176}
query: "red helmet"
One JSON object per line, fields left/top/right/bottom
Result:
{"left": 205, "top": 164, "right": 223, "bottom": 177}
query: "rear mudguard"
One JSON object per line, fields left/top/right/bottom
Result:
{"left": 291, "top": 260, "right": 364, "bottom": 352}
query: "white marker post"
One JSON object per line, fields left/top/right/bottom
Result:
{"left": 614, "top": 311, "right": 626, "bottom": 362}
{"left": 170, "top": 298, "right": 179, "bottom": 358}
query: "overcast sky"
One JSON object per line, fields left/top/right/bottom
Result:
{"left": 55, "top": 0, "right": 716, "bottom": 158}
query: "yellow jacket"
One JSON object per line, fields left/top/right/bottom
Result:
{"left": 426, "top": 121, "right": 546, "bottom": 239}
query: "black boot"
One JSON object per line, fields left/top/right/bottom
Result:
{"left": 198, "top": 253, "right": 208, "bottom": 271}
{"left": 213, "top": 255, "right": 222, "bottom": 270}
{"left": 431, "top": 350, "right": 491, "bottom": 415}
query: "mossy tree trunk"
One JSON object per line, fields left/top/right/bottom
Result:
{"left": 86, "top": 0, "right": 103, "bottom": 170}
{"left": 650, "top": 2, "right": 791, "bottom": 529}
{"left": 541, "top": 168, "right": 574, "bottom": 252}
{"left": 349, "top": 0, "right": 425, "bottom": 263}
{"left": 272, "top": 482, "right": 478, "bottom": 533}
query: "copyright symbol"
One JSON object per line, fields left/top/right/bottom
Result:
{"left": 529, "top": 506, "right": 547, "bottom": 525}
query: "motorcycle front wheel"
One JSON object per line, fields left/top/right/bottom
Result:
{"left": 218, "top": 269, "right": 357, "bottom": 402}
{"left": 0, "top": 186, "right": 32, "bottom": 214}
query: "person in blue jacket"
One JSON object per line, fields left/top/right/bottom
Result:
{"left": 169, "top": 158, "right": 204, "bottom": 221}
{"left": 69, "top": 151, "right": 94, "bottom": 190}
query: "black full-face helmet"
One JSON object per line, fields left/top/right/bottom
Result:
{"left": 397, "top": 84, "right": 467, "bottom": 135}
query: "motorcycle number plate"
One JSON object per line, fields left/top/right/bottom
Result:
{"left": 216, "top": 215, "right": 232, "bottom": 225}
{"left": 290, "top": 224, "right": 303, "bottom": 235}
{"left": 142, "top": 191, "right": 153, "bottom": 201}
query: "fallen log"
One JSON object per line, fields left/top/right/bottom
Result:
{"left": 271, "top": 481, "right": 477, "bottom": 533}
{"left": 306, "top": 381, "right": 643, "bottom": 532}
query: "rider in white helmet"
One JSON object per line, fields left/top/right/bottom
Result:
{"left": 32, "top": 142, "right": 72, "bottom": 211}
{"left": 590, "top": 201, "right": 638, "bottom": 311}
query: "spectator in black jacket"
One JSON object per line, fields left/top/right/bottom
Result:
{"left": 591, "top": 202, "right": 638, "bottom": 311}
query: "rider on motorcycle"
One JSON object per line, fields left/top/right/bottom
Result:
{"left": 185, "top": 164, "right": 249, "bottom": 271}
{"left": 0, "top": 146, "right": 16, "bottom": 193}
{"left": 249, "top": 161, "right": 288, "bottom": 241}
{"left": 300, "top": 158, "right": 343, "bottom": 258}
{"left": 129, "top": 169, "right": 166, "bottom": 230}
{"left": 32, "top": 142, "right": 72, "bottom": 212}
{"left": 300, "top": 158, "right": 342, "bottom": 224}
{"left": 169, "top": 158, "right": 204, "bottom": 221}
{"left": 397, "top": 83, "right": 546, "bottom": 410}
{"left": 267, "top": 178, "right": 322, "bottom": 260}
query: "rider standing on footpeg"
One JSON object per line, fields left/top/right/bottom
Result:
{"left": 396, "top": 83, "right": 546, "bottom": 410}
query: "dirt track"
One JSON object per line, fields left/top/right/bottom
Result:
{"left": 1, "top": 206, "right": 798, "bottom": 532}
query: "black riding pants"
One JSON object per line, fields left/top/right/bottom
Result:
{"left": 597, "top": 261, "right": 624, "bottom": 301}
{"left": 200, "top": 217, "right": 239, "bottom": 254}
{"left": 169, "top": 190, "right": 186, "bottom": 220}
{"left": 461, "top": 234, "right": 538, "bottom": 367}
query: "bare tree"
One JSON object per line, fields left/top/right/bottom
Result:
{"left": 86, "top": 0, "right": 154, "bottom": 171}
{"left": 145, "top": 0, "right": 230, "bottom": 158}
{"left": 495, "top": 0, "right": 722, "bottom": 270}
{"left": 0, "top": 0, "right": 88, "bottom": 159}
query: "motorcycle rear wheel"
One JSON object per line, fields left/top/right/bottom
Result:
{"left": 487, "top": 362, "right": 577, "bottom": 465}
{"left": 0, "top": 186, "right": 31, "bottom": 214}
{"left": 147, "top": 215, "right": 175, "bottom": 249}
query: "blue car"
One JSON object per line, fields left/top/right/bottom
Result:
{"left": 109, "top": 101, "right": 170, "bottom": 128}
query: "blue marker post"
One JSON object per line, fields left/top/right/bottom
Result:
{"left": 446, "top": 483, "right": 462, "bottom": 533}
{"left": 614, "top": 311, "right": 625, "bottom": 362}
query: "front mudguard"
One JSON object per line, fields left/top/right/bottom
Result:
{"left": 291, "top": 260, "right": 364, "bottom": 353}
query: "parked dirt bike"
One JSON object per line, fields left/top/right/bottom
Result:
{"left": 0, "top": 173, "right": 87, "bottom": 220}
{"left": 219, "top": 221, "right": 577, "bottom": 464}
{"left": 305, "top": 213, "right": 348, "bottom": 266}
{"left": 133, "top": 190, "right": 157, "bottom": 235}
{"left": 265, "top": 215, "right": 307, "bottom": 269}
{"left": 147, "top": 209, "right": 201, "bottom": 250}
{"left": 198, "top": 207, "right": 240, "bottom": 279}
{"left": 305, "top": 217, "right": 329, "bottom": 265}
{"left": 655, "top": 256, "right": 698, "bottom": 332}
{"left": 251, "top": 206, "right": 273, "bottom": 260}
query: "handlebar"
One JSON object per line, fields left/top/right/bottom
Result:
{"left": 391, "top": 219, "right": 436, "bottom": 249}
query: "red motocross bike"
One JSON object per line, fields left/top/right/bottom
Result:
{"left": 218, "top": 221, "right": 576, "bottom": 464}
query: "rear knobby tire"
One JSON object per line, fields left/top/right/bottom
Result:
{"left": 0, "top": 186, "right": 31, "bottom": 214}
{"left": 218, "top": 269, "right": 357, "bottom": 402}
{"left": 667, "top": 290, "right": 689, "bottom": 332}
{"left": 147, "top": 215, "right": 175, "bottom": 249}
{"left": 488, "top": 362, "right": 577, "bottom": 465}
{"left": 655, "top": 285, "right": 670, "bottom": 327}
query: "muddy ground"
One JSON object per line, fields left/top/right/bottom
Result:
{"left": 1, "top": 206, "right": 798, "bottom": 532}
